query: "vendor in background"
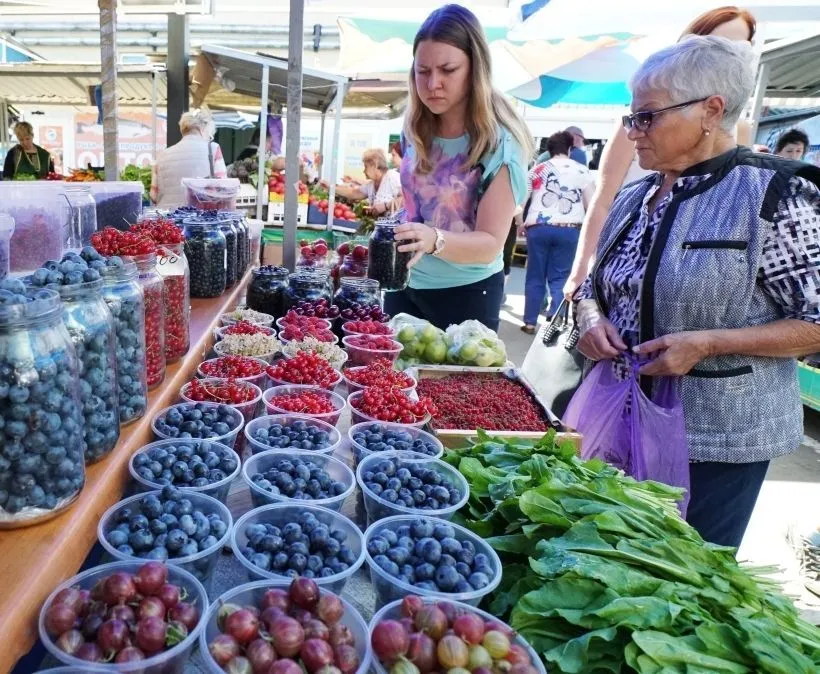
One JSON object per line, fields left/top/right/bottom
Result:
{"left": 236, "top": 127, "right": 286, "bottom": 170}
{"left": 390, "top": 141, "right": 403, "bottom": 169}
{"left": 775, "top": 128, "right": 809, "bottom": 160}
{"left": 151, "top": 109, "right": 227, "bottom": 209}
{"left": 386, "top": 3, "right": 531, "bottom": 332}
{"left": 521, "top": 131, "right": 595, "bottom": 334}
{"left": 565, "top": 125, "right": 588, "bottom": 166}
{"left": 562, "top": 5, "right": 757, "bottom": 301}
{"left": 575, "top": 36, "right": 820, "bottom": 548}
{"left": 3, "top": 121, "right": 54, "bottom": 180}
{"left": 324, "top": 148, "right": 403, "bottom": 216}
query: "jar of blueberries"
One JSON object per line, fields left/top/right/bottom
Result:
{"left": 220, "top": 210, "right": 249, "bottom": 276}
{"left": 368, "top": 216, "right": 412, "bottom": 291}
{"left": 218, "top": 218, "right": 238, "bottom": 289}
{"left": 0, "top": 283, "right": 86, "bottom": 527}
{"left": 247, "top": 265, "right": 289, "bottom": 319}
{"left": 100, "top": 261, "right": 148, "bottom": 425}
{"left": 128, "top": 252, "right": 166, "bottom": 389}
{"left": 55, "top": 278, "right": 121, "bottom": 463}
{"left": 284, "top": 269, "right": 333, "bottom": 311}
{"left": 183, "top": 218, "right": 227, "bottom": 298}
{"left": 334, "top": 277, "right": 381, "bottom": 311}
{"left": 156, "top": 242, "right": 190, "bottom": 362}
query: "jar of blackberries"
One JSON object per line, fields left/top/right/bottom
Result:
{"left": 156, "top": 242, "right": 190, "bottom": 362}
{"left": 217, "top": 218, "right": 238, "bottom": 288}
{"left": 334, "top": 277, "right": 381, "bottom": 310}
{"left": 127, "top": 252, "right": 166, "bottom": 389}
{"left": 284, "top": 270, "right": 333, "bottom": 310}
{"left": 247, "top": 265, "right": 289, "bottom": 319}
{"left": 100, "top": 261, "right": 148, "bottom": 425}
{"left": 0, "top": 285, "right": 86, "bottom": 527}
{"left": 220, "top": 210, "right": 249, "bottom": 275}
{"left": 368, "top": 216, "right": 412, "bottom": 291}
{"left": 183, "top": 218, "right": 227, "bottom": 298}
{"left": 56, "top": 278, "right": 120, "bottom": 463}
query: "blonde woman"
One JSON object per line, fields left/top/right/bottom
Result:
{"left": 563, "top": 5, "right": 757, "bottom": 300}
{"left": 386, "top": 3, "right": 533, "bottom": 332}
{"left": 3, "top": 121, "right": 54, "bottom": 180}
{"left": 151, "top": 108, "right": 227, "bottom": 209}
{"left": 325, "top": 148, "right": 402, "bottom": 216}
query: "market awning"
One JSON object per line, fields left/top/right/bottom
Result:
{"left": 759, "top": 31, "right": 820, "bottom": 98}
{"left": 0, "top": 62, "right": 166, "bottom": 106}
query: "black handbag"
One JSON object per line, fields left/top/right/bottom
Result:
{"left": 520, "top": 299, "right": 586, "bottom": 419}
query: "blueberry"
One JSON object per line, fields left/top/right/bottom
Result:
{"left": 435, "top": 565, "right": 460, "bottom": 591}
{"left": 411, "top": 519, "right": 434, "bottom": 539}
{"left": 387, "top": 546, "right": 409, "bottom": 565}
{"left": 469, "top": 571, "right": 491, "bottom": 590}
{"left": 272, "top": 551, "right": 289, "bottom": 569}
{"left": 167, "top": 529, "right": 188, "bottom": 552}
{"left": 417, "top": 538, "right": 442, "bottom": 564}
{"left": 368, "top": 536, "right": 389, "bottom": 557}
{"left": 433, "top": 523, "right": 455, "bottom": 540}
{"left": 107, "top": 529, "right": 128, "bottom": 547}
{"left": 441, "top": 537, "right": 462, "bottom": 556}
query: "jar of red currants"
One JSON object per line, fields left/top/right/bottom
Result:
{"left": 156, "top": 242, "right": 190, "bottom": 362}
{"left": 126, "top": 252, "right": 166, "bottom": 389}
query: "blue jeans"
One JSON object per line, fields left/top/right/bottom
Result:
{"left": 523, "top": 224, "right": 580, "bottom": 325}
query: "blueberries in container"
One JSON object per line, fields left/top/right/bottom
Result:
{"left": 249, "top": 418, "right": 333, "bottom": 452}
{"left": 132, "top": 441, "right": 239, "bottom": 489}
{"left": 352, "top": 423, "right": 440, "bottom": 457}
{"left": 153, "top": 402, "right": 242, "bottom": 442}
{"left": 362, "top": 457, "right": 462, "bottom": 510}
{"left": 250, "top": 457, "right": 347, "bottom": 501}
{"left": 183, "top": 217, "right": 227, "bottom": 298}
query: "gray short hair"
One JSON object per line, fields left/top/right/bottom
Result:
{"left": 630, "top": 36, "right": 755, "bottom": 131}
{"left": 179, "top": 108, "right": 215, "bottom": 138}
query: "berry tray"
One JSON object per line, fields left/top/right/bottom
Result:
{"left": 406, "top": 365, "right": 581, "bottom": 449}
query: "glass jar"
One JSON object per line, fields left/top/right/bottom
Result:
{"left": 220, "top": 210, "right": 248, "bottom": 276}
{"left": 183, "top": 218, "right": 227, "bottom": 298}
{"left": 63, "top": 185, "right": 98, "bottom": 251}
{"left": 100, "top": 261, "right": 148, "bottom": 425}
{"left": 156, "top": 242, "right": 190, "bottom": 362}
{"left": 334, "top": 277, "right": 381, "bottom": 311}
{"left": 127, "top": 252, "right": 166, "bottom": 389}
{"left": 284, "top": 270, "right": 333, "bottom": 310}
{"left": 0, "top": 287, "right": 85, "bottom": 527}
{"left": 218, "top": 219, "right": 238, "bottom": 289}
{"left": 368, "top": 217, "right": 411, "bottom": 291}
{"left": 57, "top": 279, "right": 120, "bottom": 463}
{"left": 339, "top": 252, "right": 368, "bottom": 281}
{"left": 247, "top": 265, "right": 289, "bottom": 319}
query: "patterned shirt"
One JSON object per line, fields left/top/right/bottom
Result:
{"left": 577, "top": 173, "right": 820, "bottom": 348}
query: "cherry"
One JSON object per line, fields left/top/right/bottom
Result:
{"left": 266, "top": 352, "right": 340, "bottom": 389}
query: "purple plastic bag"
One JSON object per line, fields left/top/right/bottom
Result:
{"left": 563, "top": 360, "right": 690, "bottom": 515}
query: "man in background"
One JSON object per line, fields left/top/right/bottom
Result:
{"left": 775, "top": 128, "right": 809, "bottom": 160}
{"left": 565, "top": 125, "right": 587, "bottom": 166}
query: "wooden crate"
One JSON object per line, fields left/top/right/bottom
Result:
{"left": 408, "top": 365, "right": 582, "bottom": 450}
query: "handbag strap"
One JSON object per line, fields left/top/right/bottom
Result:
{"left": 541, "top": 299, "right": 569, "bottom": 345}
{"left": 207, "top": 141, "right": 215, "bottom": 178}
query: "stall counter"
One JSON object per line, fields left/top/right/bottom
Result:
{"left": 0, "top": 270, "right": 252, "bottom": 673}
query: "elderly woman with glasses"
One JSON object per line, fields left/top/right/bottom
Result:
{"left": 574, "top": 36, "right": 820, "bottom": 549}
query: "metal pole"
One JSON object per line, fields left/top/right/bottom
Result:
{"left": 151, "top": 71, "right": 158, "bottom": 161}
{"left": 748, "top": 61, "right": 770, "bottom": 142}
{"left": 284, "top": 0, "right": 304, "bottom": 271}
{"left": 256, "top": 65, "right": 269, "bottom": 222}
{"left": 318, "top": 111, "right": 325, "bottom": 180}
{"left": 99, "top": 0, "right": 119, "bottom": 181}
{"left": 167, "top": 13, "right": 189, "bottom": 146}
{"left": 326, "top": 83, "right": 345, "bottom": 231}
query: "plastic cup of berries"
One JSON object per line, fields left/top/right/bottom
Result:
{"left": 277, "top": 315, "right": 339, "bottom": 345}
{"left": 180, "top": 377, "right": 263, "bottom": 428}
{"left": 152, "top": 401, "right": 245, "bottom": 449}
{"left": 213, "top": 320, "right": 276, "bottom": 342}
{"left": 347, "top": 387, "right": 434, "bottom": 428}
{"left": 347, "top": 421, "right": 444, "bottom": 468}
{"left": 342, "top": 335, "right": 403, "bottom": 367}
{"left": 219, "top": 308, "right": 275, "bottom": 328}
{"left": 276, "top": 313, "right": 333, "bottom": 332}
{"left": 265, "top": 351, "right": 343, "bottom": 391}
{"left": 244, "top": 414, "right": 342, "bottom": 457}
{"left": 343, "top": 360, "right": 417, "bottom": 395}
{"left": 212, "top": 336, "right": 282, "bottom": 363}
{"left": 198, "top": 355, "right": 269, "bottom": 389}
{"left": 341, "top": 320, "right": 396, "bottom": 338}
{"left": 262, "top": 384, "right": 347, "bottom": 427}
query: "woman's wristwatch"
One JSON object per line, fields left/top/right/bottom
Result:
{"left": 430, "top": 227, "right": 446, "bottom": 257}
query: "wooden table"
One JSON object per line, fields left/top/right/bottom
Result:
{"left": 0, "top": 272, "right": 251, "bottom": 673}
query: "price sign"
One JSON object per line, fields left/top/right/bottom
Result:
{"left": 156, "top": 252, "right": 185, "bottom": 277}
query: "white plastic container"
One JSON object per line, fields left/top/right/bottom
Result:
{"left": 356, "top": 450, "right": 469, "bottom": 525}
{"left": 198, "top": 579, "right": 372, "bottom": 674}
{"left": 39, "top": 560, "right": 208, "bottom": 674}
{"left": 242, "top": 448, "right": 355, "bottom": 511}
{"left": 151, "top": 401, "right": 245, "bottom": 449}
{"left": 244, "top": 414, "right": 342, "bottom": 456}
{"left": 88, "top": 181, "right": 144, "bottom": 230}
{"left": 263, "top": 384, "right": 346, "bottom": 426}
{"left": 347, "top": 421, "right": 444, "bottom": 468}
{"left": 182, "top": 178, "right": 240, "bottom": 211}
{"left": 0, "top": 213, "right": 14, "bottom": 279}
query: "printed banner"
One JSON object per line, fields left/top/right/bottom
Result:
{"left": 74, "top": 110, "right": 167, "bottom": 171}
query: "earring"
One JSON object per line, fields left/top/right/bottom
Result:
{"left": 704, "top": 130, "right": 711, "bottom": 136}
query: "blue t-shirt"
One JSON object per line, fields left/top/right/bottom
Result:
{"left": 400, "top": 128, "right": 527, "bottom": 290}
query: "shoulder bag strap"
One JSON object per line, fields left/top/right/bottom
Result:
{"left": 207, "top": 141, "right": 215, "bottom": 178}
{"left": 541, "top": 299, "right": 569, "bottom": 345}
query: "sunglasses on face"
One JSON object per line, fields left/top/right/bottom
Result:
{"left": 622, "top": 97, "right": 708, "bottom": 132}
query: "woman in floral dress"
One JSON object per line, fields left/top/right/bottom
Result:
{"left": 384, "top": 4, "right": 532, "bottom": 332}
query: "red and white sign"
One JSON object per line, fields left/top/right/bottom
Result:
{"left": 74, "top": 111, "right": 167, "bottom": 170}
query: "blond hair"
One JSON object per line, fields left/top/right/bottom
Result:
{"left": 405, "top": 4, "right": 533, "bottom": 174}
{"left": 362, "top": 148, "right": 389, "bottom": 172}
{"left": 13, "top": 121, "right": 33, "bottom": 138}
{"left": 179, "top": 108, "right": 215, "bottom": 139}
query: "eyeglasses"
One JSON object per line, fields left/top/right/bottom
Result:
{"left": 622, "top": 98, "right": 708, "bottom": 132}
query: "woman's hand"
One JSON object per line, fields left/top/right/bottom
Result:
{"left": 634, "top": 331, "right": 714, "bottom": 376}
{"left": 562, "top": 270, "right": 587, "bottom": 301}
{"left": 576, "top": 302, "right": 627, "bottom": 360}
{"left": 394, "top": 222, "right": 436, "bottom": 268}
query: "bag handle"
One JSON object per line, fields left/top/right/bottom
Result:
{"left": 207, "top": 141, "right": 215, "bottom": 178}
{"left": 541, "top": 299, "right": 570, "bottom": 345}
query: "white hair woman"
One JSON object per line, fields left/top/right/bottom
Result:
{"left": 150, "top": 108, "right": 227, "bottom": 208}
{"left": 574, "top": 36, "right": 820, "bottom": 548}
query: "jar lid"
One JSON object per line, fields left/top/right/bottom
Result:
{"left": 0, "top": 286, "right": 62, "bottom": 324}
{"left": 254, "top": 265, "right": 288, "bottom": 277}
{"left": 53, "top": 277, "right": 104, "bottom": 299}
{"left": 183, "top": 214, "right": 233, "bottom": 227}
